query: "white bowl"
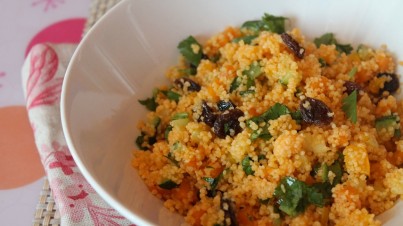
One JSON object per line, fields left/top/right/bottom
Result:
{"left": 61, "top": 0, "right": 403, "bottom": 225}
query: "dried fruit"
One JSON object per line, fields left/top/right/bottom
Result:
{"left": 199, "top": 101, "right": 217, "bottom": 127}
{"left": 344, "top": 81, "right": 361, "bottom": 95}
{"left": 281, "top": 33, "right": 305, "bottom": 59}
{"left": 217, "top": 100, "right": 236, "bottom": 111}
{"left": 300, "top": 97, "right": 333, "bottom": 125}
{"left": 377, "top": 73, "right": 399, "bottom": 95}
{"left": 213, "top": 109, "right": 244, "bottom": 138}
{"left": 174, "top": 77, "right": 201, "bottom": 92}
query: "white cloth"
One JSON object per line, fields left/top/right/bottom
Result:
{"left": 22, "top": 43, "right": 133, "bottom": 225}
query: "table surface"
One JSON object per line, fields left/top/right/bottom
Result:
{"left": 0, "top": 0, "right": 91, "bottom": 225}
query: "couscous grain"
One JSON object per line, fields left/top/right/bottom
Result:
{"left": 133, "top": 13, "right": 402, "bottom": 225}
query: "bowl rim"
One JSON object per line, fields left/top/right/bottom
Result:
{"left": 60, "top": 0, "right": 154, "bottom": 225}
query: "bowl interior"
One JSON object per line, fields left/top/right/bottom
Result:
{"left": 61, "top": 0, "right": 403, "bottom": 225}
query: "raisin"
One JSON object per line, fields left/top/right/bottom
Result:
{"left": 217, "top": 100, "right": 236, "bottom": 111}
{"left": 199, "top": 101, "right": 217, "bottom": 127}
{"left": 377, "top": 73, "right": 399, "bottom": 95}
{"left": 280, "top": 33, "right": 305, "bottom": 59}
{"left": 299, "top": 97, "right": 333, "bottom": 125}
{"left": 174, "top": 77, "right": 201, "bottom": 92}
{"left": 344, "top": 81, "right": 362, "bottom": 95}
{"left": 213, "top": 109, "right": 244, "bottom": 138}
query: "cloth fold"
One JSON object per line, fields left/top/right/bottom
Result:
{"left": 22, "top": 43, "right": 133, "bottom": 225}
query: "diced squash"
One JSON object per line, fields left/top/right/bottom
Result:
{"left": 343, "top": 143, "right": 370, "bottom": 176}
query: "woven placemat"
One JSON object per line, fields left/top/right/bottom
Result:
{"left": 32, "top": 0, "right": 120, "bottom": 225}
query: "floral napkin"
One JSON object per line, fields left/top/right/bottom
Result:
{"left": 22, "top": 43, "right": 133, "bottom": 225}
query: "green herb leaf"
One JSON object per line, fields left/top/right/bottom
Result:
{"left": 328, "top": 160, "right": 342, "bottom": 185}
{"left": 274, "top": 177, "right": 305, "bottom": 216}
{"left": 209, "top": 54, "right": 221, "bottom": 63}
{"left": 239, "top": 90, "right": 255, "bottom": 96}
{"left": 164, "top": 125, "right": 173, "bottom": 140}
{"left": 305, "top": 186, "right": 325, "bottom": 207}
{"left": 158, "top": 180, "right": 179, "bottom": 190}
{"left": 314, "top": 33, "right": 335, "bottom": 47}
{"left": 171, "top": 141, "right": 181, "bottom": 151}
{"left": 342, "top": 90, "right": 357, "bottom": 124}
{"left": 242, "top": 156, "right": 255, "bottom": 175}
{"left": 161, "top": 90, "right": 181, "bottom": 102}
{"left": 231, "top": 62, "right": 263, "bottom": 94}
{"left": 335, "top": 43, "right": 353, "bottom": 55}
{"left": 243, "top": 62, "right": 263, "bottom": 81}
{"left": 313, "top": 163, "right": 329, "bottom": 182}
{"left": 259, "top": 198, "right": 271, "bottom": 205}
{"left": 203, "top": 171, "right": 224, "bottom": 197}
{"left": 152, "top": 117, "right": 161, "bottom": 129}
{"left": 375, "top": 115, "right": 400, "bottom": 137}
{"left": 261, "top": 13, "right": 287, "bottom": 34}
{"left": 241, "top": 13, "right": 287, "bottom": 35}
{"left": 395, "top": 129, "right": 401, "bottom": 138}
{"left": 232, "top": 35, "right": 258, "bottom": 44}
{"left": 314, "top": 33, "right": 353, "bottom": 54}
{"left": 178, "top": 36, "right": 203, "bottom": 66}
{"left": 348, "top": 67, "right": 357, "bottom": 79}
{"left": 135, "top": 132, "right": 147, "bottom": 150}
{"left": 290, "top": 109, "right": 302, "bottom": 124}
{"left": 247, "top": 103, "right": 290, "bottom": 141}
{"left": 250, "top": 129, "right": 272, "bottom": 141}
{"left": 203, "top": 177, "right": 215, "bottom": 184}
{"left": 224, "top": 123, "right": 230, "bottom": 134}
{"left": 179, "top": 67, "right": 197, "bottom": 76}
{"left": 241, "top": 20, "right": 263, "bottom": 34}
{"left": 258, "top": 154, "right": 266, "bottom": 161}
{"left": 318, "top": 58, "right": 328, "bottom": 67}
{"left": 138, "top": 97, "right": 157, "bottom": 111}
{"left": 165, "top": 152, "right": 179, "bottom": 167}
{"left": 172, "top": 112, "right": 189, "bottom": 120}
{"left": 229, "top": 76, "right": 241, "bottom": 93}
{"left": 259, "top": 103, "right": 290, "bottom": 121}
{"left": 274, "top": 176, "right": 324, "bottom": 217}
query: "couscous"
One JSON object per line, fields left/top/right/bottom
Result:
{"left": 133, "top": 13, "right": 403, "bottom": 225}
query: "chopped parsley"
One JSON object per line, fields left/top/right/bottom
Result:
{"left": 318, "top": 58, "right": 328, "bottom": 67}
{"left": 241, "top": 13, "right": 287, "bottom": 35}
{"left": 247, "top": 103, "right": 294, "bottom": 141}
{"left": 136, "top": 117, "right": 160, "bottom": 151}
{"left": 164, "top": 125, "right": 173, "bottom": 140}
{"left": 172, "top": 112, "right": 189, "bottom": 120}
{"left": 248, "top": 103, "right": 290, "bottom": 126}
{"left": 135, "top": 132, "right": 147, "bottom": 150}
{"left": 314, "top": 33, "right": 353, "bottom": 54}
{"left": 310, "top": 153, "right": 345, "bottom": 205}
{"left": 138, "top": 88, "right": 159, "bottom": 111}
{"left": 342, "top": 90, "right": 357, "bottom": 124}
{"left": 242, "top": 156, "right": 254, "bottom": 175}
{"left": 178, "top": 36, "right": 203, "bottom": 67}
{"left": 165, "top": 152, "right": 179, "bottom": 167}
{"left": 138, "top": 97, "right": 157, "bottom": 111}
{"left": 203, "top": 171, "right": 224, "bottom": 197}
{"left": 161, "top": 90, "right": 181, "bottom": 103}
{"left": 348, "top": 67, "right": 357, "bottom": 79}
{"left": 375, "top": 115, "right": 401, "bottom": 138}
{"left": 230, "top": 61, "right": 263, "bottom": 94}
{"left": 273, "top": 176, "right": 324, "bottom": 217}
{"left": 229, "top": 76, "right": 241, "bottom": 93}
{"left": 158, "top": 180, "right": 179, "bottom": 190}
{"left": 232, "top": 35, "right": 258, "bottom": 44}
{"left": 290, "top": 109, "right": 302, "bottom": 124}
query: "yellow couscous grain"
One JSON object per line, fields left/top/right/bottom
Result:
{"left": 132, "top": 13, "right": 402, "bottom": 225}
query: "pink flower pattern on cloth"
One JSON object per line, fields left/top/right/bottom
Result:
{"left": 22, "top": 43, "right": 134, "bottom": 225}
